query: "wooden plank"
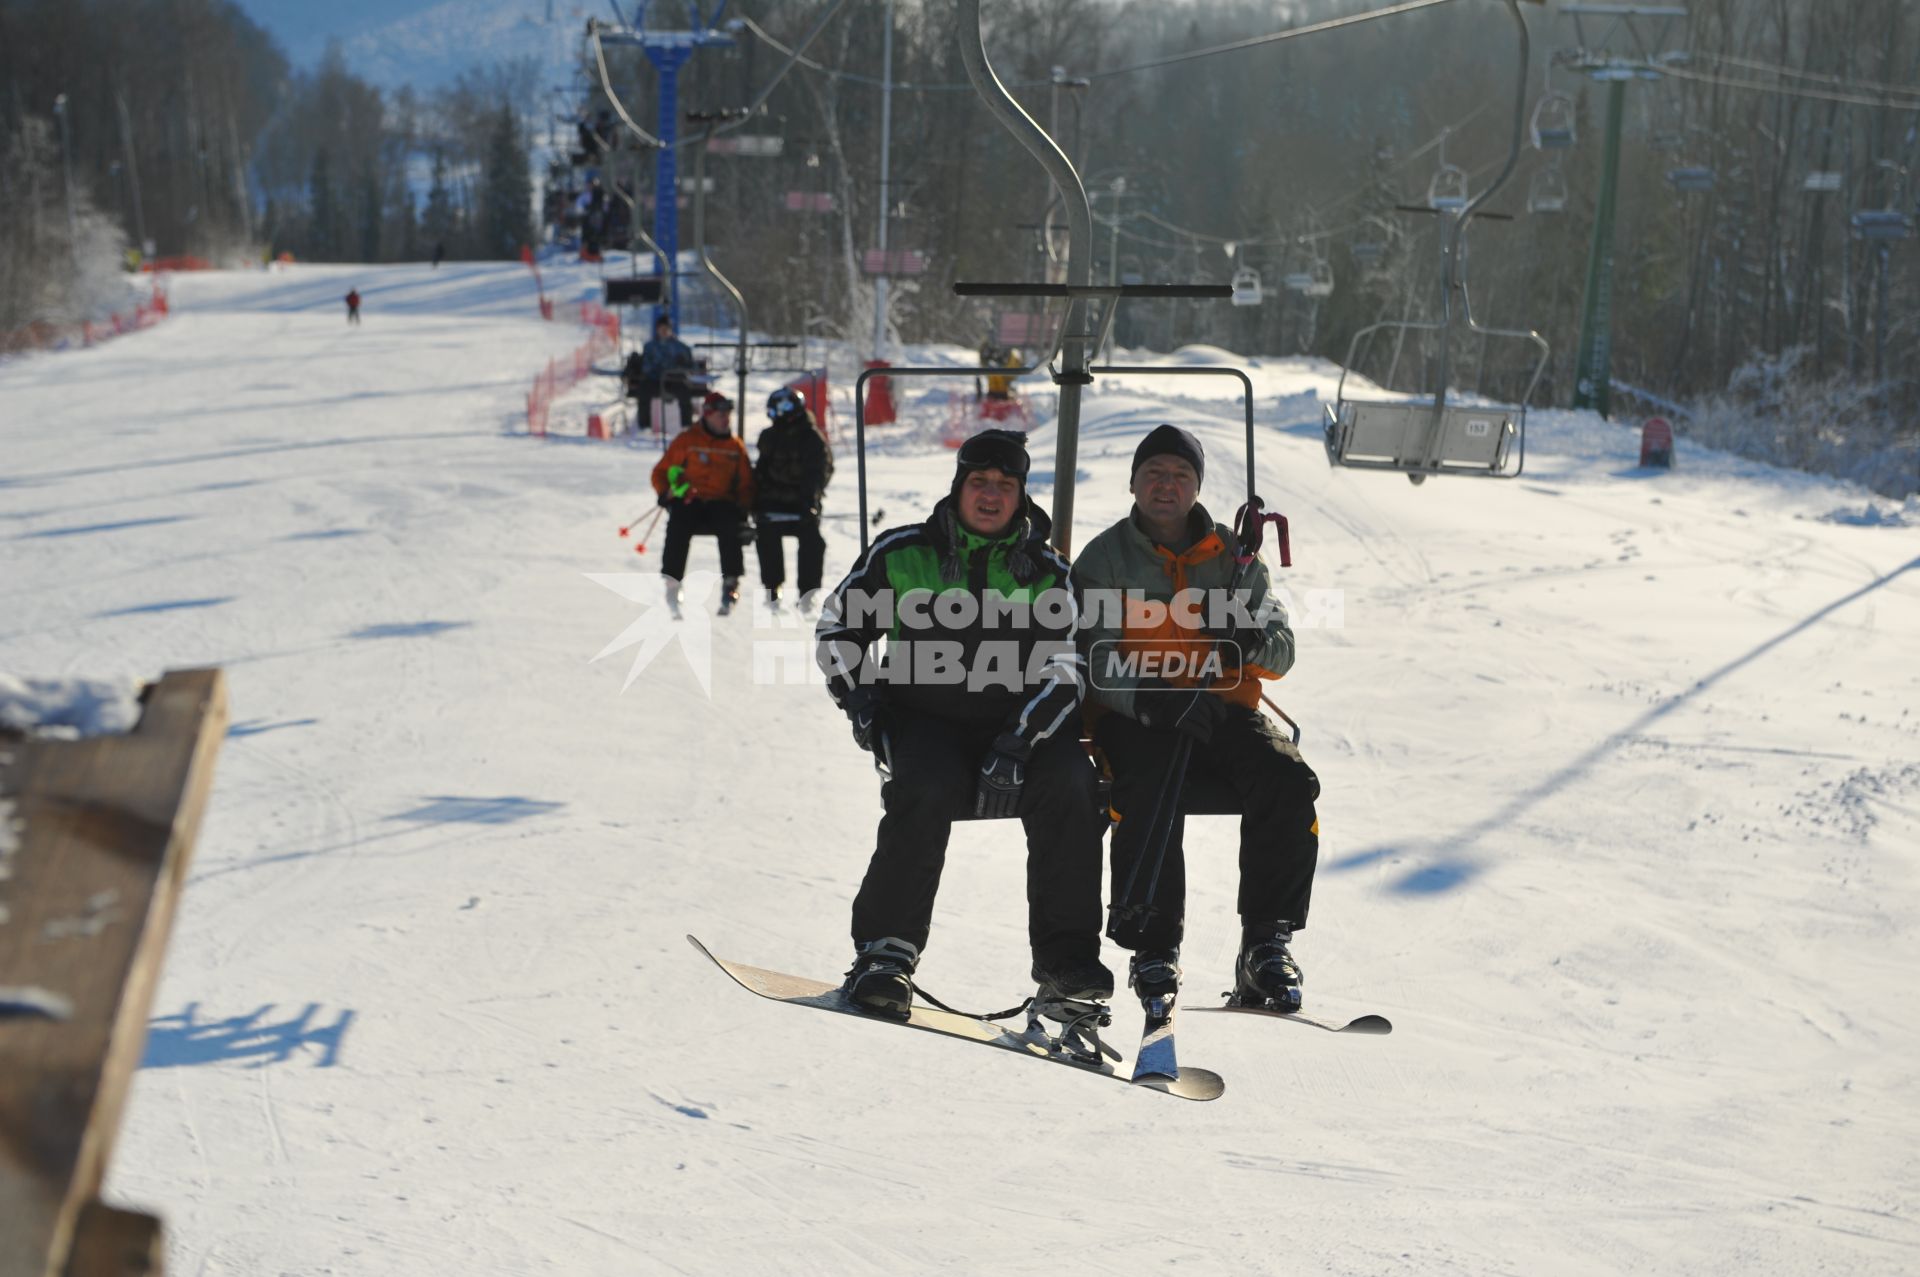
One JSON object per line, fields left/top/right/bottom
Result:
{"left": 63, "top": 1203, "right": 163, "bottom": 1277}
{"left": 0, "top": 669, "right": 227, "bottom": 1277}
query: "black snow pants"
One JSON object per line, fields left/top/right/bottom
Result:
{"left": 637, "top": 377, "right": 696, "bottom": 436}
{"left": 660, "top": 500, "right": 745, "bottom": 582}
{"left": 753, "top": 510, "right": 826, "bottom": 595}
{"left": 1095, "top": 703, "right": 1320, "bottom": 954}
{"left": 851, "top": 708, "right": 1105, "bottom": 968}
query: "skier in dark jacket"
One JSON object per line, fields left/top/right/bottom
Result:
{"left": 752, "top": 386, "right": 834, "bottom": 611}
{"left": 626, "top": 315, "right": 697, "bottom": 436}
{"left": 814, "top": 429, "right": 1111, "bottom": 1022}
{"left": 1072, "top": 424, "right": 1320, "bottom": 1016}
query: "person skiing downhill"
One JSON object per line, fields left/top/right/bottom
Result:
{"left": 1071, "top": 424, "right": 1321, "bottom": 1014}
{"left": 752, "top": 386, "right": 834, "bottom": 612}
{"left": 814, "top": 429, "right": 1111, "bottom": 1021}
{"left": 651, "top": 392, "right": 754, "bottom": 615}
{"left": 344, "top": 289, "right": 361, "bottom": 325}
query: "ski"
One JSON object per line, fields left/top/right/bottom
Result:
{"left": 690, "top": 936, "right": 1224, "bottom": 1101}
{"left": 1185, "top": 1003, "right": 1393, "bottom": 1035}
{"left": 1131, "top": 1004, "right": 1182, "bottom": 1083}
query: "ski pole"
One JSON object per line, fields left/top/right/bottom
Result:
{"left": 1260, "top": 692, "right": 1302, "bottom": 746}
{"left": 1106, "top": 732, "right": 1193, "bottom": 946}
{"left": 632, "top": 505, "right": 669, "bottom": 554}
{"left": 619, "top": 505, "right": 663, "bottom": 539}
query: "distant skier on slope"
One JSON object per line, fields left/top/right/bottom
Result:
{"left": 751, "top": 386, "right": 834, "bottom": 613}
{"left": 651, "top": 392, "right": 753, "bottom": 616}
{"left": 813, "top": 429, "right": 1110, "bottom": 1021}
{"left": 1071, "top": 424, "right": 1321, "bottom": 1014}
{"left": 344, "top": 289, "right": 361, "bottom": 325}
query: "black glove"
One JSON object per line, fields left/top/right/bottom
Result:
{"left": 843, "top": 686, "right": 884, "bottom": 754}
{"left": 1136, "top": 679, "right": 1227, "bottom": 745}
{"left": 974, "top": 732, "right": 1031, "bottom": 818}
{"left": 1205, "top": 621, "right": 1266, "bottom": 669}
{"left": 738, "top": 517, "right": 756, "bottom": 546}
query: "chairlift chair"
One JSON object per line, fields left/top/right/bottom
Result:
{"left": 1427, "top": 163, "right": 1471, "bottom": 212}
{"left": 1303, "top": 261, "right": 1334, "bottom": 298}
{"left": 1529, "top": 93, "right": 1577, "bottom": 150}
{"left": 1851, "top": 209, "right": 1914, "bottom": 241}
{"left": 1282, "top": 270, "right": 1314, "bottom": 293}
{"left": 1230, "top": 267, "right": 1263, "bottom": 306}
{"left": 1325, "top": 0, "right": 1549, "bottom": 485}
{"left": 1802, "top": 171, "right": 1842, "bottom": 193}
{"left": 1527, "top": 165, "right": 1568, "bottom": 215}
{"left": 1667, "top": 166, "right": 1715, "bottom": 193}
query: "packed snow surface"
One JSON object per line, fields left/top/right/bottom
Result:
{"left": 2, "top": 260, "right": 1917, "bottom": 1274}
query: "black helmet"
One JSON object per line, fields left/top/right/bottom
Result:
{"left": 767, "top": 386, "right": 804, "bottom": 420}
{"left": 951, "top": 428, "right": 1031, "bottom": 499}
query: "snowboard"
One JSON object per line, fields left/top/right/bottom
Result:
{"left": 689, "top": 935, "right": 1224, "bottom": 1101}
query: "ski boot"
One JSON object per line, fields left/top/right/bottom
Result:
{"left": 843, "top": 936, "right": 918, "bottom": 1021}
{"left": 717, "top": 576, "right": 741, "bottom": 616}
{"left": 1128, "top": 949, "right": 1181, "bottom": 1020}
{"left": 664, "top": 579, "right": 683, "bottom": 621}
{"left": 764, "top": 587, "right": 782, "bottom": 614}
{"left": 1230, "top": 921, "right": 1303, "bottom": 1013}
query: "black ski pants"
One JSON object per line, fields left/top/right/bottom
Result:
{"left": 753, "top": 510, "right": 826, "bottom": 595}
{"left": 636, "top": 377, "right": 696, "bottom": 436}
{"left": 851, "top": 708, "right": 1105, "bottom": 968}
{"left": 660, "top": 500, "right": 745, "bottom": 582}
{"left": 1095, "top": 704, "right": 1320, "bottom": 954}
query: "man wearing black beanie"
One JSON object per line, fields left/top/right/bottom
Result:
{"left": 1070, "top": 423, "right": 1322, "bottom": 1017}
{"left": 814, "top": 429, "right": 1112, "bottom": 1027}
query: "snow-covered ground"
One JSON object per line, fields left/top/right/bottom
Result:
{"left": 3, "top": 260, "right": 1918, "bottom": 1275}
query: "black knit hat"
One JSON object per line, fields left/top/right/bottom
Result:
{"left": 1132, "top": 424, "right": 1204, "bottom": 485}
{"left": 951, "top": 429, "right": 1031, "bottom": 498}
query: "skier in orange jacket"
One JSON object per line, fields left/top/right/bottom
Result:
{"left": 651, "top": 391, "right": 756, "bottom": 614}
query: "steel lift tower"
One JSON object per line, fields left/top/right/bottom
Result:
{"left": 594, "top": 2, "right": 735, "bottom": 328}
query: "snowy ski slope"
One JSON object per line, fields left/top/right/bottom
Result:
{"left": 2, "top": 261, "right": 1917, "bottom": 1275}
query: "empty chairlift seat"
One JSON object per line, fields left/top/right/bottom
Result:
{"left": 1323, "top": 399, "right": 1518, "bottom": 475}
{"left": 1530, "top": 93, "right": 1577, "bottom": 150}
{"left": 1230, "top": 268, "right": 1263, "bottom": 306}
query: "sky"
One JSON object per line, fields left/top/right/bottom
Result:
{"left": 231, "top": 0, "right": 593, "bottom": 90}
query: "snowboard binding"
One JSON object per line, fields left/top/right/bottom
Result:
{"left": 1026, "top": 994, "right": 1120, "bottom": 1067}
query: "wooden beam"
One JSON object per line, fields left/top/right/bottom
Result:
{"left": 0, "top": 669, "right": 228, "bottom": 1277}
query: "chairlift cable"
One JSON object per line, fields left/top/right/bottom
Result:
{"left": 1655, "top": 63, "right": 1920, "bottom": 112}
{"left": 1688, "top": 51, "right": 1920, "bottom": 100}
{"left": 738, "top": 0, "right": 1468, "bottom": 93}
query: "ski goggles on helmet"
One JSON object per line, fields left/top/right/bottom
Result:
{"left": 954, "top": 429, "right": 1031, "bottom": 483}
{"left": 767, "top": 387, "right": 803, "bottom": 419}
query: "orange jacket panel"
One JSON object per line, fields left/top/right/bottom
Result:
{"left": 652, "top": 429, "right": 755, "bottom": 507}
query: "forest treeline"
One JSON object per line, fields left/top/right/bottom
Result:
{"left": 1, "top": 0, "right": 1913, "bottom": 492}
{"left": 602, "top": 0, "right": 1913, "bottom": 491}
{"left": 0, "top": 0, "right": 533, "bottom": 335}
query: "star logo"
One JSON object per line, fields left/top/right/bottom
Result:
{"left": 586, "top": 570, "right": 719, "bottom": 696}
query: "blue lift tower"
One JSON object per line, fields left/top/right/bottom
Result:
{"left": 594, "top": 2, "right": 735, "bottom": 328}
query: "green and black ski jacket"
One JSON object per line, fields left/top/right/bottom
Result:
{"left": 814, "top": 496, "right": 1085, "bottom": 748}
